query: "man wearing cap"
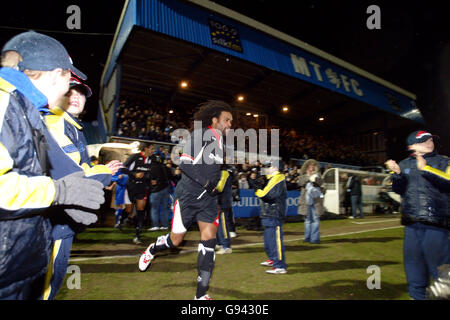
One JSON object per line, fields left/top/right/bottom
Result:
{"left": 42, "top": 77, "right": 122, "bottom": 300}
{"left": 255, "top": 159, "right": 288, "bottom": 274}
{"left": 385, "top": 130, "right": 449, "bottom": 300}
{"left": 0, "top": 31, "right": 106, "bottom": 299}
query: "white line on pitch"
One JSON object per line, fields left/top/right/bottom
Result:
{"left": 350, "top": 219, "right": 399, "bottom": 225}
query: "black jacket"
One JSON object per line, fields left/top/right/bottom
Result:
{"left": 347, "top": 176, "right": 362, "bottom": 196}
{"left": 392, "top": 151, "right": 449, "bottom": 229}
{"left": 148, "top": 160, "right": 171, "bottom": 193}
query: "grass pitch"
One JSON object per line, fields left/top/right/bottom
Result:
{"left": 56, "top": 215, "right": 409, "bottom": 300}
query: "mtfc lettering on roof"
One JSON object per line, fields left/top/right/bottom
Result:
{"left": 290, "top": 53, "right": 364, "bottom": 97}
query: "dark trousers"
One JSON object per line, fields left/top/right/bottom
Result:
{"left": 261, "top": 217, "right": 287, "bottom": 269}
{"left": 351, "top": 195, "right": 364, "bottom": 218}
{"left": 217, "top": 208, "right": 232, "bottom": 249}
{"left": 403, "top": 223, "right": 450, "bottom": 300}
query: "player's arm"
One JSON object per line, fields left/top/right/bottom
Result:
{"left": 215, "top": 169, "right": 230, "bottom": 193}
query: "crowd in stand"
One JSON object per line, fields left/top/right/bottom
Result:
{"left": 115, "top": 96, "right": 191, "bottom": 143}
{"left": 115, "top": 96, "right": 374, "bottom": 166}
{"left": 278, "top": 128, "right": 372, "bottom": 166}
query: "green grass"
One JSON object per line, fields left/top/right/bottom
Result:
{"left": 56, "top": 217, "right": 409, "bottom": 300}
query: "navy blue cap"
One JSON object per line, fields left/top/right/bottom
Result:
{"left": 69, "top": 77, "right": 92, "bottom": 98}
{"left": 2, "top": 31, "right": 87, "bottom": 80}
{"left": 406, "top": 130, "right": 434, "bottom": 146}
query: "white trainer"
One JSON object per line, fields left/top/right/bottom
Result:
{"left": 266, "top": 268, "right": 287, "bottom": 274}
{"left": 194, "top": 294, "right": 213, "bottom": 300}
{"left": 139, "top": 243, "right": 155, "bottom": 272}
{"left": 216, "top": 248, "right": 232, "bottom": 255}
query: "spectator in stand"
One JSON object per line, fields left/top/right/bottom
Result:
{"left": 238, "top": 172, "right": 250, "bottom": 189}
{"left": 247, "top": 169, "right": 260, "bottom": 189}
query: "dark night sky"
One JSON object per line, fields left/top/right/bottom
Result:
{"left": 0, "top": 0, "right": 448, "bottom": 154}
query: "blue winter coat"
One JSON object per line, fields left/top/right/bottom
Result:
{"left": 392, "top": 151, "right": 450, "bottom": 229}
{"left": 0, "top": 68, "right": 85, "bottom": 298}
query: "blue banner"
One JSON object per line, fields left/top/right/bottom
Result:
{"left": 232, "top": 189, "right": 300, "bottom": 218}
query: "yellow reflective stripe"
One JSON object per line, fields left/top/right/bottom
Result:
{"left": 0, "top": 143, "right": 55, "bottom": 210}
{"left": 81, "top": 163, "right": 112, "bottom": 176}
{"left": 276, "top": 226, "right": 282, "bottom": 261}
{"left": 0, "top": 77, "right": 16, "bottom": 93}
{"left": 63, "top": 112, "right": 82, "bottom": 130}
{"left": 45, "top": 113, "right": 82, "bottom": 165}
{"left": 423, "top": 165, "right": 450, "bottom": 181}
{"left": 42, "top": 239, "right": 62, "bottom": 300}
{"left": 0, "top": 84, "right": 13, "bottom": 132}
{"left": 221, "top": 211, "right": 228, "bottom": 239}
{"left": 49, "top": 107, "right": 82, "bottom": 130}
{"left": 0, "top": 172, "right": 55, "bottom": 210}
{"left": 255, "top": 172, "right": 285, "bottom": 198}
{"left": 215, "top": 170, "right": 229, "bottom": 193}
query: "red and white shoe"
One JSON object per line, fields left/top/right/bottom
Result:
{"left": 194, "top": 294, "right": 213, "bottom": 300}
{"left": 139, "top": 243, "right": 155, "bottom": 272}
{"left": 260, "top": 259, "right": 274, "bottom": 267}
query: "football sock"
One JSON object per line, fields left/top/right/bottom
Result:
{"left": 150, "top": 234, "right": 175, "bottom": 255}
{"left": 135, "top": 210, "right": 145, "bottom": 238}
{"left": 196, "top": 238, "right": 217, "bottom": 299}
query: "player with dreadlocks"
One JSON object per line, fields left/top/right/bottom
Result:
{"left": 138, "top": 100, "right": 233, "bottom": 300}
